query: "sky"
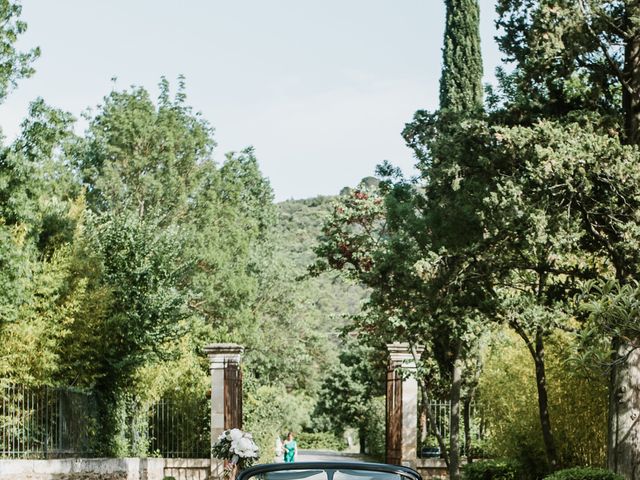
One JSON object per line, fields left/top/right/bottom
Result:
{"left": 1, "top": 1, "right": 503, "bottom": 201}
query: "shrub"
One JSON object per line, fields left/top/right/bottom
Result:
{"left": 462, "top": 459, "right": 521, "bottom": 480}
{"left": 544, "top": 468, "right": 624, "bottom": 480}
{"left": 297, "top": 431, "right": 345, "bottom": 450}
{"left": 363, "top": 396, "right": 385, "bottom": 460}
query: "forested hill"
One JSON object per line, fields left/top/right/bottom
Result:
{"left": 276, "top": 196, "right": 368, "bottom": 323}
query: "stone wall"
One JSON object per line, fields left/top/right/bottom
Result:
{"left": 416, "top": 458, "right": 450, "bottom": 479}
{"left": 163, "top": 459, "right": 210, "bottom": 480}
{"left": 0, "top": 457, "right": 211, "bottom": 480}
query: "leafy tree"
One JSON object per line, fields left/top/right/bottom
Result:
{"left": 313, "top": 338, "right": 386, "bottom": 453}
{"left": 313, "top": 185, "right": 475, "bottom": 466}
{"left": 0, "top": 99, "right": 86, "bottom": 384}
{"left": 0, "top": 0, "right": 39, "bottom": 105}
{"left": 490, "top": 2, "right": 640, "bottom": 475}
{"left": 76, "top": 78, "right": 214, "bottom": 221}
{"left": 345, "top": 2, "right": 485, "bottom": 476}
{"left": 402, "top": 111, "right": 640, "bottom": 471}
{"left": 84, "top": 211, "right": 192, "bottom": 454}
{"left": 243, "top": 380, "right": 313, "bottom": 456}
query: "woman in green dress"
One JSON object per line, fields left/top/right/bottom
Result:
{"left": 283, "top": 432, "right": 297, "bottom": 463}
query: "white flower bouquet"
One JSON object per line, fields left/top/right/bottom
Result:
{"left": 212, "top": 428, "right": 260, "bottom": 478}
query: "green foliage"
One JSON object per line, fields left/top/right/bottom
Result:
{"left": 493, "top": 0, "right": 624, "bottom": 122}
{"left": 243, "top": 382, "right": 312, "bottom": 458}
{"left": 0, "top": 0, "right": 39, "bottom": 104}
{"left": 77, "top": 78, "right": 215, "bottom": 220}
{"left": 478, "top": 329, "right": 607, "bottom": 470}
{"left": 362, "top": 396, "right": 386, "bottom": 460}
{"left": 440, "top": 0, "right": 483, "bottom": 112}
{"left": 313, "top": 339, "right": 386, "bottom": 435}
{"left": 543, "top": 468, "right": 623, "bottom": 480}
{"left": 296, "top": 432, "right": 345, "bottom": 451}
{"left": 579, "top": 280, "right": 640, "bottom": 359}
{"left": 88, "top": 211, "right": 191, "bottom": 386}
{"left": 462, "top": 460, "right": 521, "bottom": 480}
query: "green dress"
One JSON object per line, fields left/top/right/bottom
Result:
{"left": 283, "top": 440, "right": 297, "bottom": 462}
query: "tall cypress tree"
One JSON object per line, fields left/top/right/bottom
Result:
{"left": 439, "top": 2, "right": 483, "bottom": 479}
{"left": 439, "top": 0, "right": 483, "bottom": 112}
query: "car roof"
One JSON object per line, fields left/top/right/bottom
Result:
{"left": 237, "top": 461, "right": 422, "bottom": 480}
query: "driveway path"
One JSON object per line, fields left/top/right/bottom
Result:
{"left": 296, "top": 450, "right": 371, "bottom": 463}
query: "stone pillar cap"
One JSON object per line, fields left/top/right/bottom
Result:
{"left": 204, "top": 343, "right": 245, "bottom": 355}
{"left": 204, "top": 343, "right": 244, "bottom": 368}
{"left": 386, "top": 342, "right": 424, "bottom": 355}
{"left": 387, "top": 342, "right": 424, "bottom": 367}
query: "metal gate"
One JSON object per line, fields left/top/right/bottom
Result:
{"left": 223, "top": 362, "right": 242, "bottom": 429}
{"left": 386, "top": 367, "right": 402, "bottom": 465}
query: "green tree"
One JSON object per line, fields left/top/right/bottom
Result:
{"left": 440, "top": 0, "right": 483, "bottom": 112}
{"left": 388, "top": 2, "right": 485, "bottom": 476}
{"left": 0, "top": 0, "right": 39, "bottom": 105}
{"left": 313, "top": 338, "right": 386, "bottom": 453}
{"left": 479, "top": 328, "right": 607, "bottom": 474}
{"left": 313, "top": 186, "right": 472, "bottom": 466}
{"left": 491, "top": 2, "right": 640, "bottom": 475}
{"left": 86, "top": 211, "right": 192, "bottom": 454}
{"left": 76, "top": 78, "right": 214, "bottom": 221}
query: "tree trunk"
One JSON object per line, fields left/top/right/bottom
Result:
{"left": 450, "top": 349, "right": 462, "bottom": 480}
{"left": 534, "top": 330, "right": 558, "bottom": 470}
{"left": 416, "top": 370, "right": 450, "bottom": 467}
{"left": 623, "top": 3, "right": 640, "bottom": 145}
{"left": 422, "top": 381, "right": 450, "bottom": 467}
{"left": 420, "top": 403, "right": 428, "bottom": 444}
{"left": 463, "top": 397, "right": 473, "bottom": 463}
{"left": 607, "top": 339, "right": 640, "bottom": 480}
{"left": 607, "top": 7, "right": 640, "bottom": 476}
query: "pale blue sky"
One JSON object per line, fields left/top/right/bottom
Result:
{"left": 1, "top": 1, "right": 503, "bottom": 201}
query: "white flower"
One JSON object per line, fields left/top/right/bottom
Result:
{"left": 231, "top": 436, "right": 259, "bottom": 458}
{"left": 229, "top": 428, "right": 243, "bottom": 442}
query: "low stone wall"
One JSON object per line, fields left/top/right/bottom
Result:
{"left": 416, "top": 458, "right": 449, "bottom": 479}
{"left": 163, "top": 458, "right": 210, "bottom": 480}
{"left": 0, "top": 457, "right": 211, "bottom": 480}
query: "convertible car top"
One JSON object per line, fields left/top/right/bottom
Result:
{"left": 237, "top": 461, "right": 422, "bottom": 480}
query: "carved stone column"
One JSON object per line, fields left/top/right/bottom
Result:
{"left": 386, "top": 342, "right": 424, "bottom": 470}
{"left": 205, "top": 343, "right": 244, "bottom": 479}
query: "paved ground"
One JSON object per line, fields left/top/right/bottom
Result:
{"left": 296, "top": 450, "right": 371, "bottom": 463}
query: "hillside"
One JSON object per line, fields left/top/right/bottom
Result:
{"left": 276, "top": 196, "right": 369, "bottom": 328}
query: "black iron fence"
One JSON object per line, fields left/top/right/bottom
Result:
{"left": 0, "top": 384, "right": 95, "bottom": 459}
{"left": 148, "top": 396, "right": 210, "bottom": 458}
{"left": 0, "top": 384, "right": 209, "bottom": 459}
{"left": 420, "top": 400, "right": 486, "bottom": 458}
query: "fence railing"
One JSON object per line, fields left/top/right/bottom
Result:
{"left": 421, "top": 400, "right": 486, "bottom": 457}
{"left": 148, "top": 397, "right": 210, "bottom": 458}
{"left": 0, "top": 384, "right": 95, "bottom": 459}
{"left": 0, "top": 384, "right": 209, "bottom": 459}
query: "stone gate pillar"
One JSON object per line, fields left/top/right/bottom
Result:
{"left": 205, "top": 343, "right": 244, "bottom": 479}
{"left": 386, "top": 342, "right": 424, "bottom": 469}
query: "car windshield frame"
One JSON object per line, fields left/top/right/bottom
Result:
{"left": 237, "top": 461, "right": 422, "bottom": 480}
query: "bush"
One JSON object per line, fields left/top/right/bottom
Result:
{"left": 297, "top": 432, "right": 345, "bottom": 450}
{"left": 363, "top": 396, "right": 386, "bottom": 460}
{"left": 544, "top": 468, "right": 624, "bottom": 480}
{"left": 462, "top": 460, "right": 521, "bottom": 480}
